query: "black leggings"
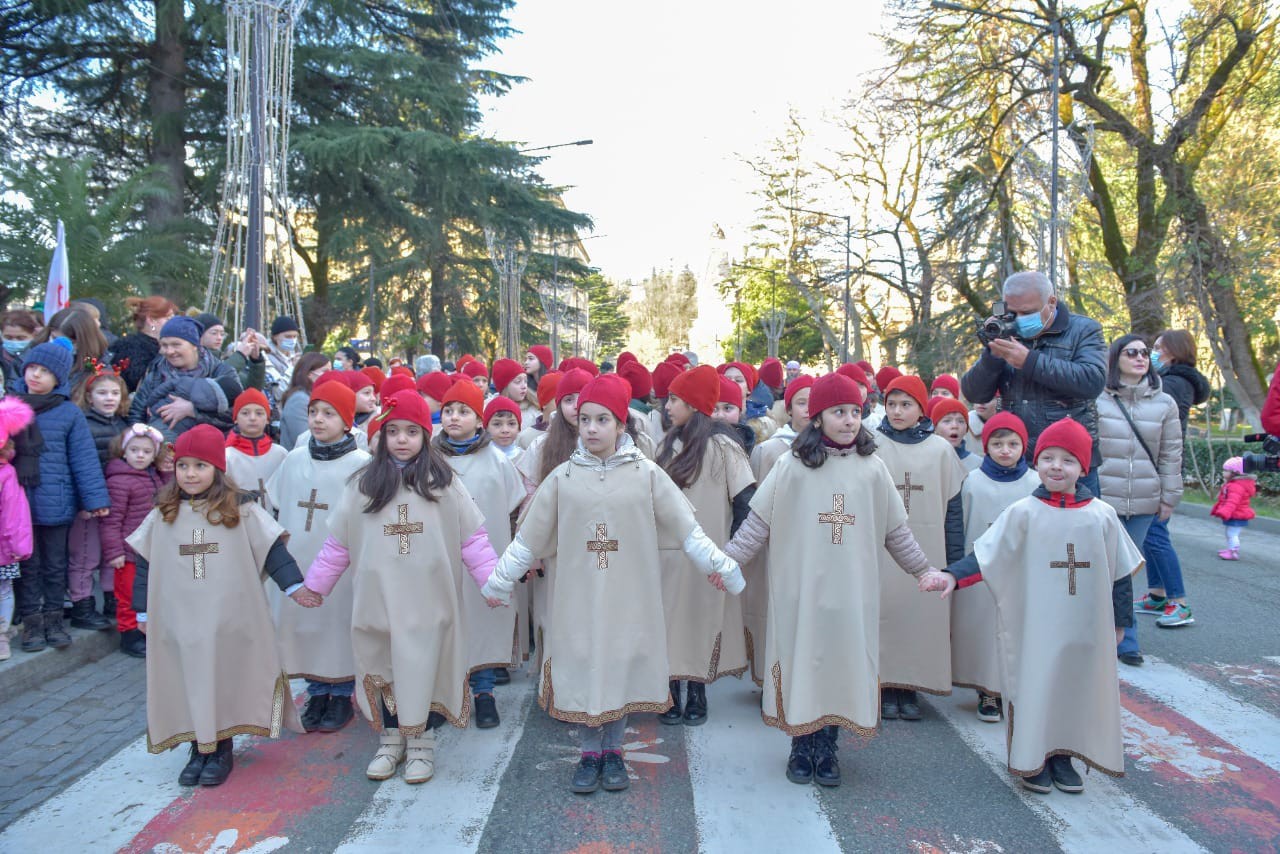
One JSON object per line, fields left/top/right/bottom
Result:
{"left": 380, "top": 700, "right": 445, "bottom": 731}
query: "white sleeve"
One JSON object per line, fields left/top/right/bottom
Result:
{"left": 681, "top": 525, "right": 746, "bottom": 595}
{"left": 481, "top": 534, "right": 535, "bottom": 601}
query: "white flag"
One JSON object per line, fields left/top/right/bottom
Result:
{"left": 43, "top": 219, "right": 70, "bottom": 323}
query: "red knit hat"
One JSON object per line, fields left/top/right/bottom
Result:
{"left": 982, "top": 411, "right": 1029, "bottom": 454}
{"left": 618, "top": 361, "right": 652, "bottom": 400}
{"left": 416, "top": 372, "right": 453, "bottom": 402}
{"left": 758, "top": 357, "right": 784, "bottom": 389}
{"left": 558, "top": 356, "right": 599, "bottom": 377}
{"left": 380, "top": 373, "right": 416, "bottom": 400}
{"left": 726, "top": 361, "right": 758, "bottom": 390}
{"left": 361, "top": 365, "right": 386, "bottom": 393}
{"left": 1034, "top": 417, "right": 1093, "bottom": 475}
{"left": 930, "top": 374, "right": 961, "bottom": 399}
{"left": 456, "top": 354, "right": 476, "bottom": 370}
{"left": 448, "top": 372, "right": 467, "bottom": 384}
{"left": 652, "top": 361, "right": 680, "bottom": 398}
{"left": 784, "top": 374, "right": 815, "bottom": 411}
{"left": 855, "top": 360, "right": 875, "bottom": 378}
{"left": 483, "top": 395, "right": 521, "bottom": 428}
{"left": 577, "top": 374, "right": 632, "bottom": 423}
{"left": 884, "top": 375, "right": 929, "bottom": 412}
{"left": 313, "top": 370, "right": 346, "bottom": 390}
{"left": 441, "top": 378, "right": 485, "bottom": 415}
{"left": 668, "top": 365, "right": 720, "bottom": 417}
{"left": 310, "top": 378, "right": 357, "bottom": 428}
{"left": 536, "top": 371, "right": 563, "bottom": 409}
{"left": 491, "top": 358, "right": 524, "bottom": 395}
{"left": 836, "top": 363, "right": 869, "bottom": 390}
{"left": 929, "top": 396, "right": 969, "bottom": 426}
{"left": 528, "top": 345, "right": 553, "bottom": 371}
{"left": 556, "top": 368, "right": 593, "bottom": 404}
{"left": 875, "top": 366, "right": 902, "bottom": 392}
{"left": 370, "top": 390, "right": 433, "bottom": 436}
{"left": 718, "top": 375, "right": 743, "bottom": 410}
{"left": 390, "top": 365, "right": 414, "bottom": 379}
{"left": 173, "top": 423, "right": 227, "bottom": 472}
{"left": 807, "top": 373, "right": 863, "bottom": 417}
{"left": 232, "top": 388, "right": 270, "bottom": 420}
{"left": 345, "top": 370, "right": 374, "bottom": 392}
{"left": 461, "top": 360, "right": 488, "bottom": 380}
{"left": 617, "top": 351, "right": 638, "bottom": 369}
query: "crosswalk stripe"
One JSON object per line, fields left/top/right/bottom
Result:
{"left": 686, "top": 678, "right": 842, "bottom": 853}
{"left": 926, "top": 691, "right": 1207, "bottom": 853}
{"left": 1120, "top": 656, "right": 1280, "bottom": 774}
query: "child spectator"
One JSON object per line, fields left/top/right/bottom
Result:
{"left": 1211, "top": 456, "right": 1256, "bottom": 560}
{"left": 0, "top": 398, "right": 34, "bottom": 660}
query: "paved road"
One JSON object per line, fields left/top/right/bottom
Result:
{"left": 1, "top": 512, "right": 1277, "bottom": 852}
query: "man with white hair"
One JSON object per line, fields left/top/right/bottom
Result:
{"left": 961, "top": 271, "right": 1107, "bottom": 492}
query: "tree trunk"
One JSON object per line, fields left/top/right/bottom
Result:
{"left": 429, "top": 258, "right": 448, "bottom": 357}
{"left": 147, "top": 0, "right": 186, "bottom": 234}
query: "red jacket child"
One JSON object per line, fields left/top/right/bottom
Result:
{"left": 1210, "top": 462, "right": 1256, "bottom": 523}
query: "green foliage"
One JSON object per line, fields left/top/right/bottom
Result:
{"left": 1182, "top": 438, "right": 1280, "bottom": 495}
{"left": 720, "top": 262, "right": 825, "bottom": 364}
{"left": 629, "top": 267, "right": 698, "bottom": 355}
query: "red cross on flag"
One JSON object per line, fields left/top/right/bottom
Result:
{"left": 43, "top": 219, "right": 69, "bottom": 323}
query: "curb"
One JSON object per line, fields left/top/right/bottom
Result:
{"left": 0, "top": 624, "right": 122, "bottom": 705}
{"left": 1175, "top": 501, "right": 1280, "bottom": 536}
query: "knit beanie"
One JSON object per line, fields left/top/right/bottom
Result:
{"left": 416, "top": 372, "right": 453, "bottom": 402}
{"left": 668, "top": 365, "right": 720, "bottom": 417}
{"left": 784, "top": 374, "right": 815, "bottom": 411}
{"left": 884, "top": 375, "right": 929, "bottom": 412}
{"left": 491, "top": 358, "right": 524, "bottom": 395}
{"left": 310, "top": 379, "right": 357, "bottom": 428}
{"left": 981, "top": 411, "right": 1029, "bottom": 455}
{"left": 345, "top": 370, "right": 374, "bottom": 393}
{"left": 461, "top": 360, "right": 489, "bottom": 380}
{"left": 391, "top": 365, "right": 414, "bottom": 379}
{"left": 537, "top": 371, "right": 564, "bottom": 409}
{"left": 664, "top": 352, "right": 690, "bottom": 368}
{"left": 1033, "top": 417, "right": 1093, "bottom": 475}
{"left": 556, "top": 368, "right": 593, "bottom": 405}
{"left": 558, "top": 356, "right": 599, "bottom": 377}
{"left": 172, "top": 423, "right": 227, "bottom": 472}
{"left": 718, "top": 375, "right": 743, "bottom": 410}
{"left": 441, "top": 377, "right": 485, "bottom": 415}
{"left": 270, "top": 316, "right": 300, "bottom": 337}
{"left": 836, "top": 363, "right": 869, "bottom": 389}
{"left": 617, "top": 351, "right": 638, "bottom": 370}
{"left": 483, "top": 395, "right": 521, "bottom": 428}
{"left": 759, "top": 357, "right": 784, "bottom": 389}
{"left": 930, "top": 374, "right": 961, "bottom": 399}
{"left": 929, "top": 396, "right": 969, "bottom": 426}
{"left": 875, "top": 366, "right": 902, "bottom": 392}
{"left": 528, "top": 345, "right": 553, "bottom": 371}
{"left": 194, "top": 313, "right": 223, "bottom": 334}
{"left": 361, "top": 365, "right": 386, "bottom": 393}
{"left": 232, "top": 388, "right": 271, "bottom": 420}
{"left": 652, "top": 361, "right": 681, "bottom": 398}
{"left": 619, "top": 361, "right": 652, "bottom": 400}
{"left": 22, "top": 338, "right": 75, "bottom": 391}
{"left": 312, "top": 370, "right": 346, "bottom": 391}
{"left": 380, "top": 373, "right": 416, "bottom": 400}
{"left": 855, "top": 360, "right": 875, "bottom": 379}
{"left": 456, "top": 354, "right": 475, "bottom": 370}
{"left": 160, "top": 315, "right": 203, "bottom": 347}
{"left": 370, "top": 390, "right": 433, "bottom": 436}
{"left": 727, "top": 361, "right": 758, "bottom": 390}
{"left": 1223, "top": 456, "right": 1245, "bottom": 475}
{"left": 807, "top": 373, "right": 863, "bottom": 416}
{"left": 576, "top": 374, "right": 631, "bottom": 423}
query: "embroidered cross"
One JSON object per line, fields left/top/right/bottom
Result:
{"left": 586, "top": 523, "right": 619, "bottom": 570}
{"left": 1049, "top": 543, "right": 1090, "bottom": 595}
{"left": 179, "top": 529, "right": 219, "bottom": 579}
{"left": 298, "top": 489, "right": 329, "bottom": 532}
{"left": 383, "top": 503, "right": 424, "bottom": 555}
{"left": 895, "top": 472, "right": 924, "bottom": 513}
{"left": 817, "top": 494, "right": 856, "bottom": 544}
{"left": 257, "top": 478, "right": 268, "bottom": 508}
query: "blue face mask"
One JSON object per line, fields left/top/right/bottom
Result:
{"left": 279, "top": 337, "right": 298, "bottom": 352}
{"left": 1015, "top": 309, "right": 1045, "bottom": 338}
{"left": 1150, "top": 350, "right": 1163, "bottom": 371}
{"left": 332, "top": 359, "right": 343, "bottom": 371}
{"left": 2, "top": 339, "right": 30, "bottom": 356}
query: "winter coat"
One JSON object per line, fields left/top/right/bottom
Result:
{"left": 127, "top": 348, "right": 243, "bottom": 439}
{"left": 278, "top": 389, "right": 310, "bottom": 451}
{"left": 961, "top": 304, "right": 1107, "bottom": 465}
{"left": 1158, "top": 363, "right": 1210, "bottom": 436}
{"left": 1211, "top": 477, "right": 1256, "bottom": 522}
{"left": 108, "top": 333, "right": 161, "bottom": 393}
{"left": 223, "top": 349, "right": 267, "bottom": 395}
{"left": 1095, "top": 379, "right": 1183, "bottom": 517}
{"left": 0, "top": 462, "right": 32, "bottom": 563}
{"left": 101, "top": 458, "right": 170, "bottom": 563}
{"left": 84, "top": 409, "right": 127, "bottom": 469}
{"left": 23, "top": 395, "right": 111, "bottom": 526}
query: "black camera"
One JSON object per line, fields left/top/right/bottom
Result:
{"left": 976, "top": 300, "right": 1018, "bottom": 345}
{"left": 1241, "top": 433, "right": 1280, "bottom": 474}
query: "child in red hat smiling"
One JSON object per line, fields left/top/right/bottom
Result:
{"left": 224, "top": 388, "right": 289, "bottom": 511}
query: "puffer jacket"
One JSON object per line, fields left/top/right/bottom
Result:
{"left": 1159, "top": 363, "right": 1210, "bottom": 436}
{"left": 962, "top": 303, "right": 1107, "bottom": 465}
{"left": 100, "top": 458, "right": 170, "bottom": 564}
{"left": 1095, "top": 379, "right": 1183, "bottom": 517}
{"left": 127, "top": 348, "right": 242, "bottom": 439}
{"left": 84, "top": 408, "right": 127, "bottom": 468}
{"left": 22, "top": 394, "right": 111, "bottom": 526}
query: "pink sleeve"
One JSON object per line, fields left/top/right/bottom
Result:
{"left": 0, "top": 468, "right": 31, "bottom": 562}
{"left": 461, "top": 525, "right": 498, "bottom": 589}
{"left": 304, "top": 536, "right": 352, "bottom": 596}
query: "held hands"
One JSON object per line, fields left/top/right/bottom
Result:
{"left": 987, "top": 337, "right": 1030, "bottom": 369}
{"left": 291, "top": 586, "right": 323, "bottom": 608}
{"left": 485, "top": 596, "right": 508, "bottom": 609}
{"left": 917, "top": 569, "right": 956, "bottom": 599}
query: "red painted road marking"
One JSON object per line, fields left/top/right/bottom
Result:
{"left": 1188, "top": 660, "right": 1280, "bottom": 709}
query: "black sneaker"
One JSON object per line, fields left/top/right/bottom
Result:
{"left": 786, "top": 735, "right": 814, "bottom": 784}
{"left": 120, "top": 629, "right": 146, "bottom": 658}
{"left": 683, "top": 681, "right": 707, "bottom": 726}
{"left": 977, "top": 693, "right": 1001, "bottom": 723}
{"left": 178, "top": 742, "right": 206, "bottom": 786}
{"left": 318, "top": 695, "right": 354, "bottom": 732}
{"left": 813, "top": 726, "right": 841, "bottom": 787}
{"left": 600, "top": 751, "right": 629, "bottom": 791}
{"left": 1020, "top": 766, "right": 1053, "bottom": 794}
{"left": 660, "top": 680, "right": 683, "bottom": 725}
{"left": 493, "top": 667, "right": 511, "bottom": 685}
{"left": 1050, "top": 755, "right": 1083, "bottom": 793}
{"left": 880, "top": 688, "right": 899, "bottom": 721}
{"left": 898, "top": 690, "right": 922, "bottom": 721}
{"left": 1118, "top": 651, "right": 1144, "bottom": 667}
{"left": 300, "top": 694, "right": 329, "bottom": 732}
{"left": 474, "top": 693, "right": 500, "bottom": 729}
{"left": 570, "top": 754, "right": 602, "bottom": 794}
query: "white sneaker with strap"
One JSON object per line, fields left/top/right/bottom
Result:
{"left": 403, "top": 731, "right": 435, "bottom": 784}
{"left": 366, "top": 728, "right": 406, "bottom": 780}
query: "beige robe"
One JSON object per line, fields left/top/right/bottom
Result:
{"left": 973, "top": 496, "right": 1143, "bottom": 777}
{"left": 225, "top": 444, "right": 289, "bottom": 511}
{"left": 874, "top": 433, "right": 968, "bottom": 693}
{"left": 444, "top": 442, "right": 523, "bottom": 672}
{"left": 327, "top": 480, "right": 486, "bottom": 736}
{"left": 950, "top": 466, "right": 1039, "bottom": 694}
{"left": 959, "top": 451, "right": 983, "bottom": 473}
{"left": 128, "top": 502, "right": 301, "bottom": 753}
{"left": 518, "top": 454, "right": 699, "bottom": 725}
{"left": 742, "top": 429, "right": 796, "bottom": 684}
{"left": 515, "top": 434, "right": 557, "bottom": 673}
{"left": 750, "top": 450, "right": 909, "bottom": 736}
{"left": 266, "top": 444, "right": 371, "bottom": 682}
{"left": 658, "top": 435, "right": 753, "bottom": 682}
{"left": 294, "top": 427, "right": 370, "bottom": 453}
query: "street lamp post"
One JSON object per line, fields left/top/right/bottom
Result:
{"left": 784, "top": 205, "right": 855, "bottom": 361}
{"left": 518, "top": 139, "right": 594, "bottom": 155}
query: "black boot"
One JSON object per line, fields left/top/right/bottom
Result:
{"left": 300, "top": 694, "right": 329, "bottom": 732}
{"left": 178, "top": 742, "right": 206, "bottom": 786}
{"left": 813, "top": 725, "right": 841, "bottom": 786}
{"left": 474, "top": 693, "right": 500, "bottom": 729}
{"left": 898, "top": 689, "right": 922, "bottom": 721}
{"left": 786, "top": 735, "right": 814, "bottom": 784}
{"left": 102, "top": 592, "right": 117, "bottom": 621}
{"left": 493, "top": 667, "right": 511, "bottom": 685}
{"left": 683, "top": 681, "right": 707, "bottom": 726}
{"left": 880, "top": 687, "right": 899, "bottom": 720}
{"left": 70, "top": 598, "right": 111, "bottom": 631}
{"left": 659, "top": 680, "right": 683, "bottom": 725}
{"left": 43, "top": 609, "right": 72, "bottom": 649}
{"left": 319, "top": 695, "right": 354, "bottom": 732}
{"left": 199, "top": 738, "right": 234, "bottom": 786}
{"left": 120, "top": 629, "right": 146, "bottom": 658}
{"left": 20, "top": 613, "right": 45, "bottom": 653}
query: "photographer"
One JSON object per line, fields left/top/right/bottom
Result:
{"left": 961, "top": 271, "right": 1108, "bottom": 492}
{"left": 1262, "top": 361, "right": 1280, "bottom": 437}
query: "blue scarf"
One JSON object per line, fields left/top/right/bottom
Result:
{"left": 442, "top": 432, "right": 482, "bottom": 456}
{"left": 979, "top": 455, "right": 1029, "bottom": 482}
{"left": 875, "top": 416, "right": 934, "bottom": 445}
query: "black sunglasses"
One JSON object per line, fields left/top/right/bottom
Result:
{"left": 1121, "top": 348, "right": 1150, "bottom": 359}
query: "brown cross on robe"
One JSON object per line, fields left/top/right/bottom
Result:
{"left": 895, "top": 472, "right": 924, "bottom": 513}
{"left": 817, "top": 493, "right": 856, "bottom": 544}
{"left": 383, "top": 503, "right": 424, "bottom": 555}
{"left": 179, "top": 529, "right": 219, "bottom": 580}
{"left": 1049, "top": 543, "right": 1091, "bottom": 595}
{"left": 586, "top": 523, "right": 619, "bottom": 570}
{"left": 298, "top": 489, "right": 329, "bottom": 532}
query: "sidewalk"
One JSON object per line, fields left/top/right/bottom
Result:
{"left": 1176, "top": 500, "right": 1280, "bottom": 535}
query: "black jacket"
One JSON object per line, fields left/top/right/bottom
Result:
{"left": 961, "top": 304, "right": 1107, "bottom": 465}
{"left": 1158, "top": 363, "right": 1210, "bottom": 436}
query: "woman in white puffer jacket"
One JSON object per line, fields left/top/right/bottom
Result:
{"left": 1096, "top": 332, "right": 1183, "bottom": 667}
